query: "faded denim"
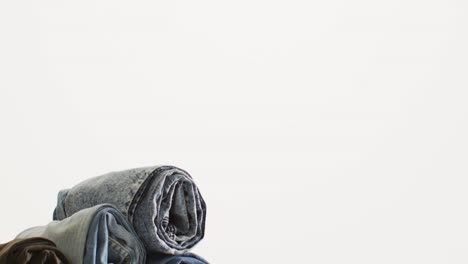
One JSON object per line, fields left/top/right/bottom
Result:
{"left": 53, "top": 166, "right": 206, "bottom": 255}
{"left": 18, "top": 204, "right": 145, "bottom": 264}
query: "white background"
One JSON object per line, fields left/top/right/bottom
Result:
{"left": 1, "top": 0, "right": 468, "bottom": 263}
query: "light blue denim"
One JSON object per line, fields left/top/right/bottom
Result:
{"left": 53, "top": 166, "right": 206, "bottom": 255}
{"left": 18, "top": 204, "right": 146, "bottom": 264}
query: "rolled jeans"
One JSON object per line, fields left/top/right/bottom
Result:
{"left": 53, "top": 166, "right": 206, "bottom": 255}
{"left": 17, "top": 204, "right": 146, "bottom": 264}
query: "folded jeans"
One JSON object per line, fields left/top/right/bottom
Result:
{"left": 53, "top": 166, "right": 207, "bottom": 255}
{"left": 18, "top": 204, "right": 146, "bottom": 264}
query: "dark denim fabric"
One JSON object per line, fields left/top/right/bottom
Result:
{"left": 0, "top": 238, "right": 69, "bottom": 264}
{"left": 53, "top": 166, "right": 206, "bottom": 255}
{"left": 18, "top": 204, "right": 145, "bottom": 264}
{"left": 148, "top": 253, "right": 208, "bottom": 264}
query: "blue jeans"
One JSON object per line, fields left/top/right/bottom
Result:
{"left": 53, "top": 166, "right": 206, "bottom": 256}
{"left": 18, "top": 204, "right": 146, "bottom": 264}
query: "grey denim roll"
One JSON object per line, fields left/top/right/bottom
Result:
{"left": 53, "top": 166, "right": 206, "bottom": 255}
{"left": 17, "top": 204, "right": 146, "bottom": 264}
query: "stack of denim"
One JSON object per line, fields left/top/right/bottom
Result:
{"left": 1, "top": 166, "right": 208, "bottom": 264}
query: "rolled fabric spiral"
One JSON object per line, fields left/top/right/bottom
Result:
{"left": 53, "top": 166, "right": 207, "bottom": 255}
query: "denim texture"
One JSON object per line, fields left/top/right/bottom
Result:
{"left": 53, "top": 166, "right": 206, "bottom": 255}
{"left": 148, "top": 253, "right": 208, "bottom": 264}
{"left": 18, "top": 204, "right": 145, "bottom": 264}
{"left": 0, "top": 237, "right": 69, "bottom": 264}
